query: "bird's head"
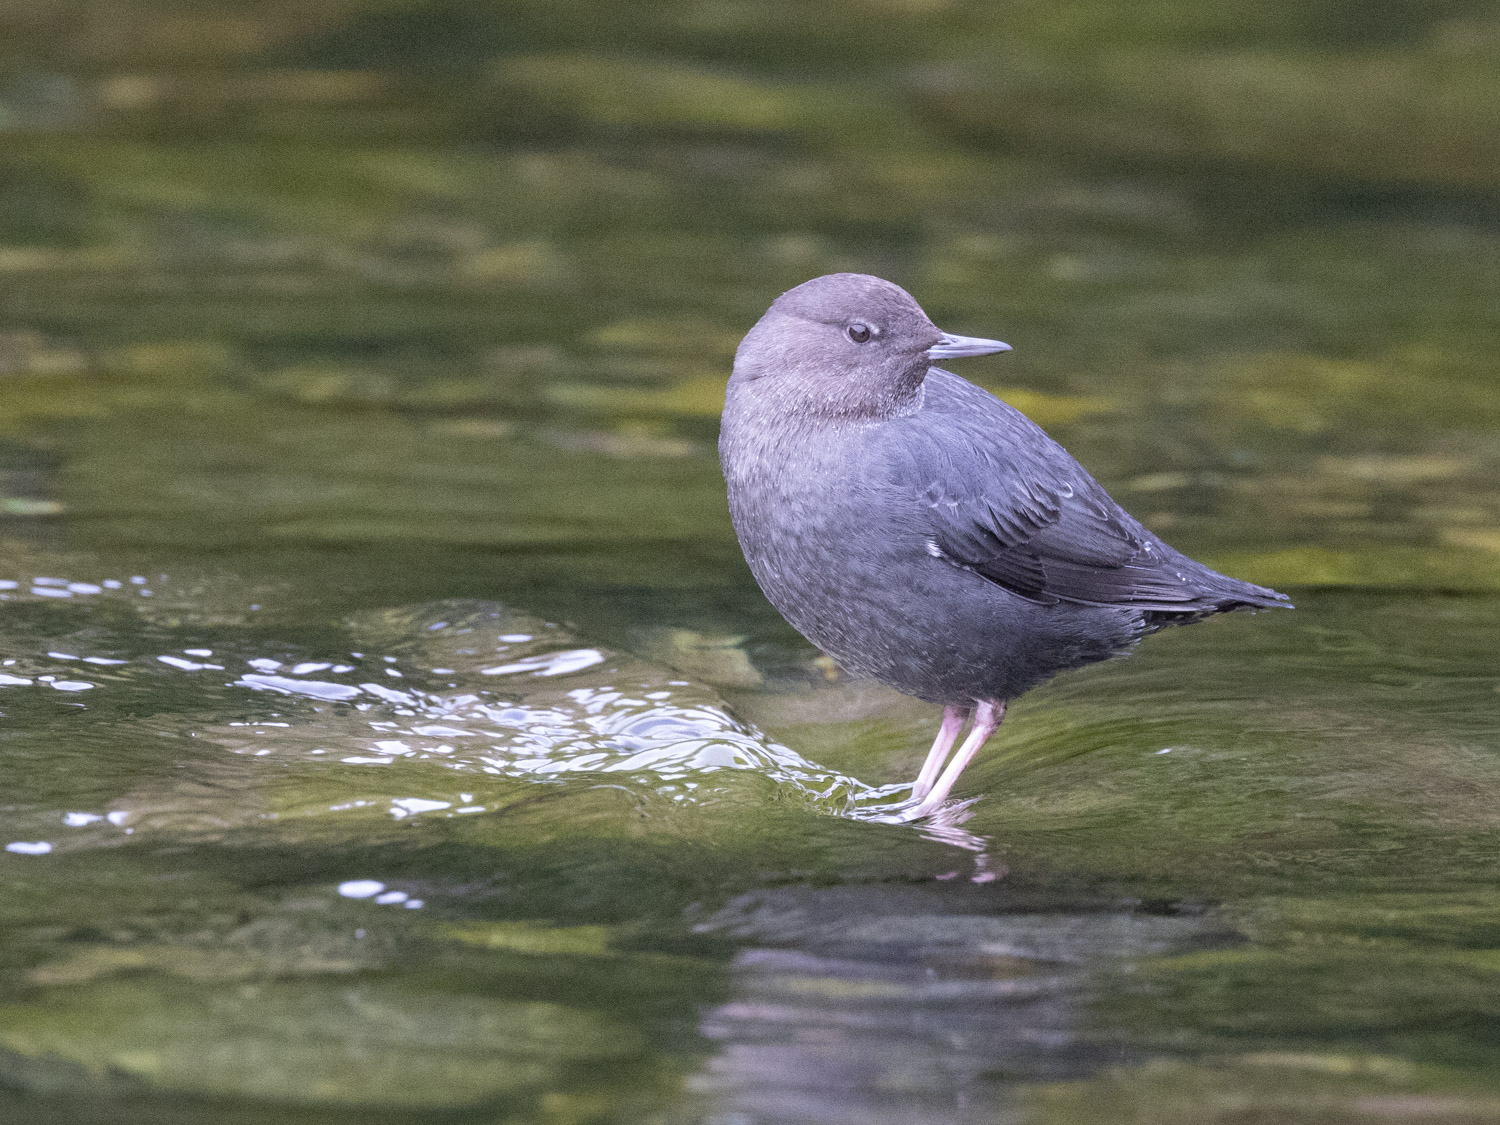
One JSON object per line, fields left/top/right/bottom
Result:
{"left": 729, "top": 273, "right": 1009, "bottom": 421}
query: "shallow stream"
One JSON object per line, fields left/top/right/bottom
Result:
{"left": 3, "top": 4, "right": 1500, "bottom": 1121}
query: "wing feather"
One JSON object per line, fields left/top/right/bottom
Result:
{"left": 890, "top": 371, "right": 1287, "bottom": 612}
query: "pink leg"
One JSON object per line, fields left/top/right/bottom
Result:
{"left": 906, "top": 699, "right": 1006, "bottom": 820}
{"left": 910, "top": 705, "right": 970, "bottom": 801}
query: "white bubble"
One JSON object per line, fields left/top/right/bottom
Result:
{"left": 237, "top": 674, "right": 362, "bottom": 702}
{"left": 360, "top": 683, "right": 415, "bottom": 705}
{"left": 389, "top": 797, "right": 450, "bottom": 818}
{"left": 338, "top": 880, "right": 385, "bottom": 899}
{"left": 481, "top": 648, "right": 605, "bottom": 678}
{"left": 6, "top": 841, "right": 52, "bottom": 855}
{"left": 158, "top": 655, "right": 210, "bottom": 671}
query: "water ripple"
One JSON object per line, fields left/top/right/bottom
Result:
{"left": 0, "top": 584, "right": 927, "bottom": 837}
{"left": 0, "top": 581, "right": 995, "bottom": 872}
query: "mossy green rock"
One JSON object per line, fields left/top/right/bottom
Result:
{"left": 0, "top": 979, "right": 637, "bottom": 1107}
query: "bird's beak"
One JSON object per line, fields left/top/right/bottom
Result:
{"left": 926, "top": 331, "right": 1012, "bottom": 360}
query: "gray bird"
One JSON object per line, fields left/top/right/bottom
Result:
{"left": 720, "top": 273, "right": 1290, "bottom": 819}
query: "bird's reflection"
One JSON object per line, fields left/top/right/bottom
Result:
{"left": 852, "top": 791, "right": 1002, "bottom": 882}
{"left": 686, "top": 882, "right": 1213, "bottom": 1124}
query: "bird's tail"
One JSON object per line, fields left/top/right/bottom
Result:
{"left": 1145, "top": 566, "right": 1292, "bottom": 630}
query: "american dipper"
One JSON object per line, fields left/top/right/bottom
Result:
{"left": 720, "top": 273, "right": 1290, "bottom": 819}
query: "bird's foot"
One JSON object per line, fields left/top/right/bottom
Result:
{"left": 895, "top": 794, "right": 947, "bottom": 822}
{"left": 878, "top": 788, "right": 972, "bottom": 823}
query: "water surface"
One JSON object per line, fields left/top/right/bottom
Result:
{"left": 2, "top": 4, "right": 1500, "bottom": 1122}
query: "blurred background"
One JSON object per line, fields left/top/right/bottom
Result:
{"left": 2, "top": 3, "right": 1500, "bottom": 1124}
{"left": 2, "top": 0, "right": 1498, "bottom": 601}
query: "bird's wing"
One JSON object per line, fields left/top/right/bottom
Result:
{"left": 912, "top": 461, "right": 1205, "bottom": 608}
{"left": 886, "top": 372, "right": 1279, "bottom": 611}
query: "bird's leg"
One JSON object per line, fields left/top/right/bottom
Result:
{"left": 909, "top": 704, "right": 971, "bottom": 802}
{"left": 906, "top": 699, "right": 1006, "bottom": 820}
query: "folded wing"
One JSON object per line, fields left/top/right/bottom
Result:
{"left": 891, "top": 372, "right": 1289, "bottom": 613}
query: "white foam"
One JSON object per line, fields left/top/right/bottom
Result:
{"left": 337, "top": 880, "right": 385, "bottom": 899}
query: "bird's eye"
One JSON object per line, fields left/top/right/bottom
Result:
{"left": 847, "top": 323, "right": 872, "bottom": 343}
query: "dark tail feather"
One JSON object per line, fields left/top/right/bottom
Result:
{"left": 1206, "top": 569, "right": 1293, "bottom": 612}
{"left": 1145, "top": 569, "right": 1292, "bottom": 630}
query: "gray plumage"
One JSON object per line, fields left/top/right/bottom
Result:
{"left": 720, "top": 273, "right": 1289, "bottom": 817}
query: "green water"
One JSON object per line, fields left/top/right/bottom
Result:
{"left": 2, "top": 3, "right": 1500, "bottom": 1122}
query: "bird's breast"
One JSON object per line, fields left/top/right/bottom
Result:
{"left": 724, "top": 419, "right": 935, "bottom": 660}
